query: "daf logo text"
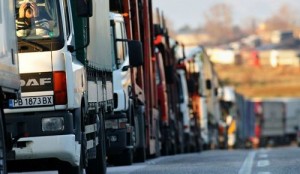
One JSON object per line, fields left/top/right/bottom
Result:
{"left": 20, "top": 78, "right": 52, "bottom": 87}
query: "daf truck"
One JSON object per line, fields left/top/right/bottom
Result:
{"left": 5, "top": 0, "right": 112, "bottom": 173}
{"left": 106, "top": 11, "right": 143, "bottom": 166}
{"left": 260, "top": 100, "right": 285, "bottom": 146}
{"left": 109, "top": 0, "right": 161, "bottom": 161}
{"left": 154, "top": 13, "right": 185, "bottom": 155}
{"left": 176, "top": 68, "right": 192, "bottom": 152}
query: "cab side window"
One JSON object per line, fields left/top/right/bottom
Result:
{"left": 63, "top": 0, "right": 70, "bottom": 38}
{"left": 115, "top": 21, "right": 127, "bottom": 67}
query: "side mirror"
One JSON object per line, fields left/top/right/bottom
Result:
{"left": 77, "top": 0, "right": 93, "bottom": 17}
{"left": 110, "top": 0, "right": 123, "bottom": 12}
{"left": 128, "top": 40, "right": 144, "bottom": 67}
{"left": 206, "top": 79, "right": 212, "bottom": 90}
{"left": 187, "top": 79, "right": 195, "bottom": 93}
{"left": 165, "top": 66, "right": 174, "bottom": 84}
{"left": 214, "top": 88, "right": 218, "bottom": 96}
{"left": 154, "top": 24, "right": 163, "bottom": 36}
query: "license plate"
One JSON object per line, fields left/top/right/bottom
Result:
{"left": 9, "top": 96, "right": 54, "bottom": 108}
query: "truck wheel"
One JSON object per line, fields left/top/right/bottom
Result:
{"left": 115, "top": 149, "right": 133, "bottom": 166}
{"left": 177, "top": 121, "right": 184, "bottom": 154}
{"left": 155, "top": 118, "right": 161, "bottom": 157}
{"left": 195, "top": 122, "right": 202, "bottom": 152}
{"left": 184, "top": 133, "right": 191, "bottom": 153}
{"left": 58, "top": 162, "right": 83, "bottom": 174}
{"left": 135, "top": 147, "right": 146, "bottom": 162}
{"left": 86, "top": 111, "right": 107, "bottom": 174}
{"left": 161, "top": 125, "right": 170, "bottom": 156}
{"left": 169, "top": 120, "right": 177, "bottom": 155}
{"left": 134, "top": 108, "right": 146, "bottom": 162}
{"left": 0, "top": 109, "right": 7, "bottom": 174}
{"left": 114, "top": 104, "right": 133, "bottom": 166}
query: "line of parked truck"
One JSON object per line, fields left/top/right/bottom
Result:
{"left": 222, "top": 90, "right": 300, "bottom": 149}
{"left": 5, "top": 0, "right": 299, "bottom": 173}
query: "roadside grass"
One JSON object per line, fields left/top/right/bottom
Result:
{"left": 214, "top": 64, "right": 300, "bottom": 98}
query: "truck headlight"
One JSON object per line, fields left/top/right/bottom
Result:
{"left": 105, "top": 120, "right": 118, "bottom": 129}
{"left": 105, "top": 118, "right": 128, "bottom": 129}
{"left": 42, "top": 117, "right": 64, "bottom": 131}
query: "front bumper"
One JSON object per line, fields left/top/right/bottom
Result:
{"left": 11, "top": 135, "right": 81, "bottom": 166}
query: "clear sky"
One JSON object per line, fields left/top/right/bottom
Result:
{"left": 152, "top": 0, "right": 300, "bottom": 31}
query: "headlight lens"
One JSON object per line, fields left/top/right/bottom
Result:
{"left": 105, "top": 118, "right": 128, "bottom": 129}
{"left": 105, "top": 119, "right": 119, "bottom": 129}
{"left": 42, "top": 117, "right": 64, "bottom": 131}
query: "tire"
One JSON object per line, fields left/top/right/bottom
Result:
{"left": 134, "top": 120, "right": 146, "bottom": 162}
{"left": 115, "top": 149, "right": 133, "bottom": 166}
{"left": 155, "top": 118, "right": 161, "bottom": 157}
{"left": 0, "top": 109, "right": 7, "bottom": 174}
{"left": 161, "top": 125, "right": 170, "bottom": 156}
{"left": 176, "top": 121, "right": 184, "bottom": 154}
{"left": 195, "top": 120, "right": 202, "bottom": 152}
{"left": 86, "top": 111, "right": 107, "bottom": 174}
{"left": 169, "top": 120, "right": 177, "bottom": 155}
{"left": 114, "top": 103, "right": 134, "bottom": 166}
{"left": 58, "top": 163, "right": 84, "bottom": 174}
{"left": 203, "top": 143, "right": 209, "bottom": 150}
{"left": 134, "top": 107, "right": 146, "bottom": 162}
{"left": 135, "top": 146, "right": 146, "bottom": 162}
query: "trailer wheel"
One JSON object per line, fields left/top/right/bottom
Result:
{"left": 0, "top": 108, "right": 7, "bottom": 174}
{"left": 86, "top": 110, "right": 107, "bottom": 174}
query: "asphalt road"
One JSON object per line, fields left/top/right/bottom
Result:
{"left": 109, "top": 146, "right": 300, "bottom": 174}
{"left": 9, "top": 146, "right": 300, "bottom": 174}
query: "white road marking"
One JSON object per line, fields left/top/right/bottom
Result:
{"left": 107, "top": 164, "right": 146, "bottom": 174}
{"left": 257, "top": 172, "right": 271, "bottom": 174}
{"left": 238, "top": 151, "right": 256, "bottom": 174}
{"left": 259, "top": 154, "right": 268, "bottom": 158}
{"left": 257, "top": 160, "right": 270, "bottom": 167}
{"left": 259, "top": 148, "right": 270, "bottom": 153}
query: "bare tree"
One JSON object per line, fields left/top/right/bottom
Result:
{"left": 241, "top": 17, "right": 259, "bottom": 35}
{"left": 264, "top": 4, "right": 298, "bottom": 31}
{"left": 203, "top": 3, "right": 234, "bottom": 44}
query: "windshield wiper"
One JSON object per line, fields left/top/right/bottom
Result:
{"left": 18, "top": 39, "right": 47, "bottom": 52}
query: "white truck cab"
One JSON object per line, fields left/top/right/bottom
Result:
{"left": 105, "top": 12, "right": 144, "bottom": 166}
{"left": 176, "top": 69, "right": 192, "bottom": 151}
{"left": 5, "top": 0, "right": 112, "bottom": 173}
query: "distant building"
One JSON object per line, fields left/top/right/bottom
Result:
{"left": 270, "top": 30, "right": 295, "bottom": 45}
{"left": 206, "top": 48, "right": 239, "bottom": 65}
{"left": 175, "top": 29, "right": 211, "bottom": 46}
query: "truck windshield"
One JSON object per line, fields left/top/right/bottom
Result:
{"left": 15, "top": 0, "right": 63, "bottom": 52}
